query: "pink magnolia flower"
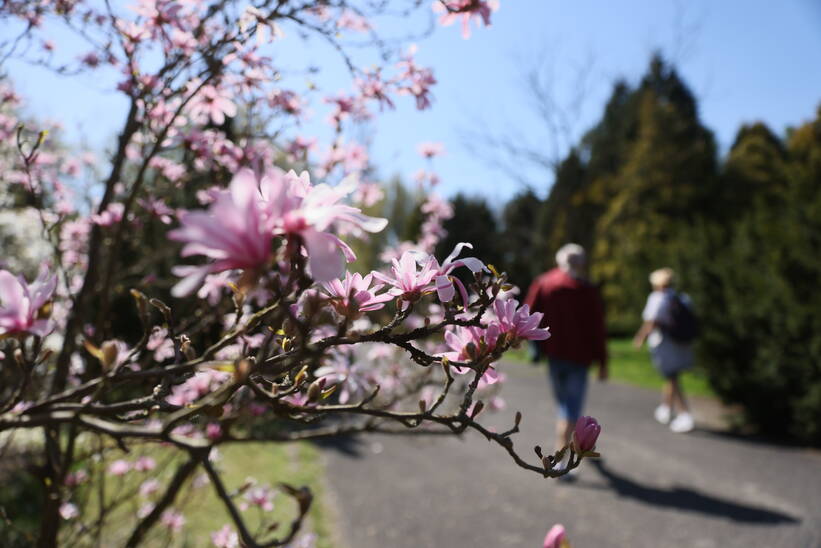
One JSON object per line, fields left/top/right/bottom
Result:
{"left": 442, "top": 324, "right": 502, "bottom": 384}
{"left": 212, "top": 525, "right": 240, "bottom": 548}
{"left": 190, "top": 85, "right": 237, "bottom": 125}
{"left": 268, "top": 89, "right": 304, "bottom": 116}
{"left": 543, "top": 524, "right": 568, "bottom": 548}
{"left": 417, "top": 141, "right": 444, "bottom": 158}
{"left": 373, "top": 251, "right": 439, "bottom": 303}
{"left": 434, "top": 0, "right": 499, "bottom": 39}
{"left": 573, "top": 416, "right": 601, "bottom": 453}
{"left": 59, "top": 502, "right": 79, "bottom": 520}
{"left": 244, "top": 485, "right": 275, "bottom": 512}
{"left": 271, "top": 171, "right": 387, "bottom": 281}
{"left": 169, "top": 169, "right": 275, "bottom": 296}
{"left": 90, "top": 202, "right": 125, "bottom": 226}
{"left": 396, "top": 52, "right": 437, "bottom": 110}
{"left": 352, "top": 182, "right": 384, "bottom": 207}
{"left": 433, "top": 242, "right": 487, "bottom": 305}
{"left": 206, "top": 422, "right": 223, "bottom": 441}
{"left": 492, "top": 299, "right": 551, "bottom": 342}
{"left": 337, "top": 10, "right": 372, "bottom": 33}
{"left": 166, "top": 370, "right": 230, "bottom": 406}
{"left": 140, "top": 479, "right": 161, "bottom": 497}
{"left": 0, "top": 267, "right": 56, "bottom": 337}
{"left": 322, "top": 272, "right": 393, "bottom": 318}
{"left": 108, "top": 459, "right": 131, "bottom": 476}
{"left": 65, "top": 469, "right": 89, "bottom": 487}
{"left": 134, "top": 456, "right": 156, "bottom": 472}
{"left": 160, "top": 509, "right": 186, "bottom": 531}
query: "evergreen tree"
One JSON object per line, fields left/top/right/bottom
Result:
{"left": 590, "top": 55, "right": 717, "bottom": 330}
{"left": 435, "top": 193, "right": 502, "bottom": 279}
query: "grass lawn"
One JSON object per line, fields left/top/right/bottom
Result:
{"left": 506, "top": 338, "right": 715, "bottom": 398}
{"left": 64, "top": 440, "right": 333, "bottom": 548}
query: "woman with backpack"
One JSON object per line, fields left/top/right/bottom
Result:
{"left": 633, "top": 267, "right": 697, "bottom": 433}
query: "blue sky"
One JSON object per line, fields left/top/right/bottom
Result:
{"left": 5, "top": 0, "right": 821, "bottom": 204}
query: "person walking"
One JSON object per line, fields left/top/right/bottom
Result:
{"left": 525, "top": 243, "right": 608, "bottom": 465}
{"left": 633, "top": 267, "right": 696, "bottom": 433}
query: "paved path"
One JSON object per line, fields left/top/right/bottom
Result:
{"left": 319, "top": 362, "right": 821, "bottom": 548}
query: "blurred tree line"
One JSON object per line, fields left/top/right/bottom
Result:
{"left": 417, "top": 55, "right": 819, "bottom": 444}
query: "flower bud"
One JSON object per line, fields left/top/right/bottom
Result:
{"left": 543, "top": 524, "right": 569, "bottom": 548}
{"left": 233, "top": 359, "right": 251, "bottom": 383}
{"left": 100, "top": 341, "right": 119, "bottom": 370}
{"left": 573, "top": 416, "right": 601, "bottom": 454}
{"left": 307, "top": 378, "right": 326, "bottom": 402}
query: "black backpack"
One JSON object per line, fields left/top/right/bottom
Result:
{"left": 665, "top": 293, "right": 699, "bottom": 344}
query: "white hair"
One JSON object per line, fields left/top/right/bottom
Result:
{"left": 556, "top": 243, "right": 586, "bottom": 272}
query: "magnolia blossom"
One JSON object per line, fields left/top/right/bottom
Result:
{"left": 171, "top": 168, "right": 387, "bottom": 292}
{"left": 108, "top": 459, "right": 131, "bottom": 476}
{"left": 573, "top": 416, "right": 601, "bottom": 453}
{"left": 189, "top": 85, "right": 237, "bottom": 125}
{"left": 417, "top": 141, "right": 444, "bottom": 158}
{"left": 0, "top": 267, "right": 56, "bottom": 336}
{"left": 59, "top": 502, "right": 79, "bottom": 520}
{"left": 244, "top": 485, "right": 275, "bottom": 512}
{"left": 166, "top": 370, "right": 230, "bottom": 406}
{"left": 433, "top": 242, "right": 488, "bottom": 306}
{"left": 442, "top": 324, "right": 501, "bottom": 384}
{"left": 374, "top": 251, "right": 439, "bottom": 303}
{"left": 212, "top": 525, "right": 240, "bottom": 548}
{"left": 140, "top": 479, "right": 161, "bottom": 497}
{"left": 492, "top": 299, "right": 551, "bottom": 342}
{"left": 270, "top": 171, "right": 387, "bottom": 281}
{"left": 169, "top": 169, "right": 275, "bottom": 296}
{"left": 434, "top": 0, "right": 499, "bottom": 39}
{"left": 134, "top": 456, "right": 156, "bottom": 472}
{"left": 322, "top": 272, "right": 393, "bottom": 318}
{"left": 160, "top": 509, "right": 186, "bottom": 531}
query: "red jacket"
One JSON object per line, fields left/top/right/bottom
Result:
{"left": 524, "top": 268, "right": 607, "bottom": 366}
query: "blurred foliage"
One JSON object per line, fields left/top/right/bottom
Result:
{"left": 464, "top": 54, "right": 820, "bottom": 442}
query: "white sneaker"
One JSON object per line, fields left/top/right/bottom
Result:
{"left": 670, "top": 412, "right": 695, "bottom": 433}
{"left": 654, "top": 404, "right": 671, "bottom": 424}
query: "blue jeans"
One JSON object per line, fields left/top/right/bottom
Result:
{"left": 548, "top": 358, "right": 589, "bottom": 422}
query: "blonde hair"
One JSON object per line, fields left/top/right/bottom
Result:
{"left": 649, "top": 267, "right": 674, "bottom": 289}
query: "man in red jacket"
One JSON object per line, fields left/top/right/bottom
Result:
{"left": 524, "top": 243, "right": 608, "bottom": 464}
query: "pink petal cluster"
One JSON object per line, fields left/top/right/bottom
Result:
{"left": 108, "top": 459, "right": 131, "bottom": 476}
{"left": 244, "top": 485, "right": 275, "bottom": 512}
{"left": 59, "top": 502, "right": 79, "bottom": 520}
{"left": 375, "top": 243, "right": 485, "bottom": 305}
{"left": 212, "top": 525, "right": 240, "bottom": 548}
{"left": 417, "top": 141, "right": 444, "bottom": 158}
{"left": 434, "top": 0, "right": 499, "bottom": 39}
{"left": 322, "top": 272, "right": 393, "bottom": 318}
{"left": 492, "top": 299, "right": 551, "bottom": 342}
{"left": 189, "top": 84, "right": 237, "bottom": 125}
{"left": 170, "top": 168, "right": 387, "bottom": 294}
{"left": 442, "top": 324, "right": 502, "bottom": 384}
{"left": 166, "top": 370, "right": 230, "bottom": 406}
{"left": 573, "top": 416, "right": 601, "bottom": 453}
{"left": 160, "top": 509, "right": 186, "bottom": 531}
{"left": 0, "top": 267, "right": 57, "bottom": 337}
{"left": 543, "top": 524, "right": 568, "bottom": 548}
{"left": 169, "top": 169, "right": 275, "bottom": 296}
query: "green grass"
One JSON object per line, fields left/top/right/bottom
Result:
{"left": 62, "top": 440, "right": 333, "bottom": 547}
{"left": 506, "top": 338, "right": 715, "bottom": 398}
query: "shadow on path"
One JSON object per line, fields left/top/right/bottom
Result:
{"left": 584, "top": 460, "right": 800, "bottom": 525}
{"left": 311, "top": 434, "right": 365, "bottom": 457}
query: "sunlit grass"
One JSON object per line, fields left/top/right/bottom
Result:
{"left": 64, "top": 441, "right": 331, "bottom": 547}
{"left": 505, "top": 338, "right": 715, "bottom": 398}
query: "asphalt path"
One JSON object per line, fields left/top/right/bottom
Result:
{"left": 318, "top": 361, "right": 821, "bottom": 548}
